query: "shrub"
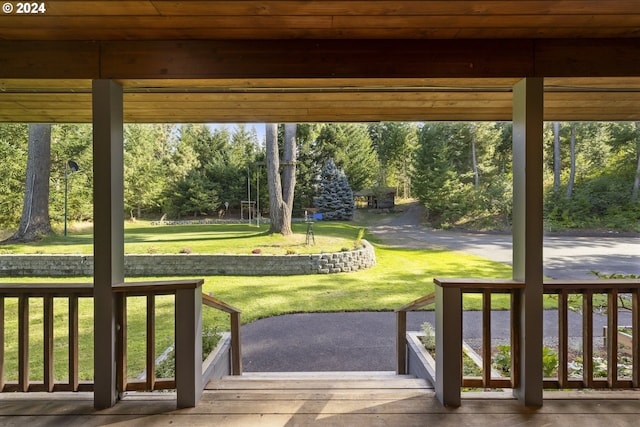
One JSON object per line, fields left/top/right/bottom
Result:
{"left": 492, "top": 344, "right": 558, "bottom": 377}
{"left": 154, "top": 326, "right": 221, "bottom": 379}
{"left": 421, "top": 322, "right": 435, "bottom": 351}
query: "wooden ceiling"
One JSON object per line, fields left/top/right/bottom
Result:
{"left": 1, "top": 1, "right": 639, "bottom": 41}
{"left": 2, "top": 77, "right": 640, "bottom": 123}
{"left": 1, "top": 1, "right": 640, "bottom": 123}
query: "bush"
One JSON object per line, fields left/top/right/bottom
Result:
{"left": 492, "top": 344, "right": 558, "bottom": 377}
{"left": 154, "top": 326, "right": 221, "bottom": 379}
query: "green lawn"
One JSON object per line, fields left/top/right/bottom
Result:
{"left": 0, "top": 221, "right": 358, "bottom": 255}
{"left": 2, "top": 218, "right": 554, "bottom": 382}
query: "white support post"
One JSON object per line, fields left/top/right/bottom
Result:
{"left": 92, "top": 80, "right": 124, "bottom": 409}
{"left": 435, "top": 284, "right": 462, "bottom": 407}
{"left": 176, "top": 286, "right": 203, "bottom": 408}
{"left": 512, "top": 77, "right": 544, "bottom": 407}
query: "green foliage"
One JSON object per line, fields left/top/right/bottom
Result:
{"left": 368, "top": 122, "right": 417, "bottom": 196}
{"left": 493, "top": 344, "right": 512, "bottom": 375}
{"left": 492, "top": 344, "right": 558, "bottom": 377}
{"left": 124, "top": 124, "right": 176, "bottom": 218}
{"left": 315, "top": 123, "right": 378, "bottom": 192}
{"left": 0, "top": 124, "right": 28, "bottom": 228}
{"left": 421, "top": 322, "right": 435, "bottom": 351}
{"left": 542, "top": 346, "right": 559, "bottom": 377}
{"left": 162, "top": 124, "right": 261, "bottom": 218}
{"left": 411, "top": 122, "right": 512, "bottom": 228}
{"left": 591, "top": 270, "right": 640, "bottom": 279}
{"left": 354, "top": 227, "right": 365, "bottom": 248}
{"left": 2, "top": 119, "right": 639, "bottom": 233}
{"left": 543, "top": 121, "right": 640, "bottom": 232}
{"left": 294, "top": 123, "right": 379, "bottom": 215}
{"left": 154, "top": 326, "right": 221, "bottom": 379}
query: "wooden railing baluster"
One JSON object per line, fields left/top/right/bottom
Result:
{"left": 511, "top": 291, "right": 521, "bottom": 389}
{"left": 69, "top": 294, "right": 79, "bottom": 392}
{"left": 116, "top": 293, "right": 127, "bottom": 392}
{"left": 146, "top": 294, "right": 155, "bottom": 390}
{"left": 482, "top": 289, "right": 492, "bottom": 387}
{"left": 558, "top": 289, "right": 569, "bottom": 387}
{"left": 607, "top": 289, "right": 619, "bottom": 387}
{"left": 0, "top": 297, "right": 4, "bottom": 392}
{"left": 633, "top": 288, "right": 639, "bottom": 387}
{"left": 44, "top": 295, "right": 54, "bottom": 392}
{"left": 18, "top": 295, "right": 29, "bottom": 392}
{"left": 582, "top": 290, "right": 594, "bottom": 388}
{"left": 396, "top": 311, "right": 407, "bottom": 375}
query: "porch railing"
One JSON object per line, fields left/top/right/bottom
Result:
{"left": 396, "top": 278, "right": 640, "bottom": 406}
{"left": 0, "top": 280, "right": 242, "bottom": 405}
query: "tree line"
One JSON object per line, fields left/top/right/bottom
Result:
{"left": 1, "top": 121, "right": 638, "bottom": 236}
{"left": 412, "top": 121, "right": 640, "bottom": 232}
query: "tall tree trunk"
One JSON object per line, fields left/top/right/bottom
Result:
{"left": 553, "top": 121, "right": 561, "bottom": 194}
{"left": 2, "top": 124, "right": 52, "bottom": 243}
{"left": 632, "top": 122, "right": 640, "bottom": 202}
{"left": 265, "top": 124, "right": 292, "bottom": 236}
{"left": 566, "top": 122, "right": 576, "bottom": 199}
{"left": 282, "top": 123, "right": 297, "bottom": 213}
{"left": 470, "top": 124, "right": 479, "bottom": 188}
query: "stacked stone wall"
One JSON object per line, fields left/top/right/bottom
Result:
{"left": 0, "top": 240, "right": 375, "bottom": 277}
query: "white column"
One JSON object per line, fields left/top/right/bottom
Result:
{"left": 92, "top": 79, "right": 124, "bottom": 409}
{"left": 512, "top": 78, "right": 544, "bottom": 407}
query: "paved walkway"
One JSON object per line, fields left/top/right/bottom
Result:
{"left": 242, "top": 204, "right": 639, "bottom": 372}
{"left": 242, "top": 310, "right": 632, "bottom": 372}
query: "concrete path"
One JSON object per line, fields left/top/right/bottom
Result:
{"left": 242, "top": 203, "right": 639, "bottom": 372}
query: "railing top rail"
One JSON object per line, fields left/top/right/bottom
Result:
{"left": 0, "top": 282, "right": 93, "bottom": 296}
{"left": 544, "top": 279, "right": 640, "bottom": 292}
{"left": 113, "top": 279, "right": 204, "bottom": 295}
{"left": 396, "top": 292, "right": 435, "bottom": 312}
{"left": 202, "top": 293, "right": 241, "bottom": 314}
{"left": 434, "top": 278, "right": 525, "bottom": 291}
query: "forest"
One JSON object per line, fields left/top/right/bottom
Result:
{"left": 0, "top": 121, "right": 638, "bottom": 234}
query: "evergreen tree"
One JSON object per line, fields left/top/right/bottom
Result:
{"left": 123, "top": 124, "right": 175, "bottom": 219}
{"left": 313, "top": 158, "right": 354, "bottom": 220}
{"left": 50, "top": 124, "right": 94, "bottom": 224}
{"left": 314, "top": 123, "right": 377, "bottom": 191}
{"left": 0, "top": 124, "right": 28, "bottom": 228}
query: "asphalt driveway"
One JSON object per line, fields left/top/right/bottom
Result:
{"left": 242, "top": 204, "right": 639, "bottom": 372}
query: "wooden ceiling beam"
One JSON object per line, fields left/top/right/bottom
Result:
{"left": 2, "top": 39, "right": 639, "bottom": 81}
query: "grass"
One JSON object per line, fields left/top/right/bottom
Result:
{"left": 3, "top": 212, "right": 555, "bottom": 382}
{"left": 0, "top": 221, "right": 356, "bottom": 255}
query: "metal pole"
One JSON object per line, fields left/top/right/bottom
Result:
{"left": 247, "top": 167, "right": 251, "bottom": 222}
{"left": 256, "top": 166, "right": 260, "bottom": 226}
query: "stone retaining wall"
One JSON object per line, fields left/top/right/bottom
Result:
{"left": 0, "top": 240, "right": 376, "bottom": 277}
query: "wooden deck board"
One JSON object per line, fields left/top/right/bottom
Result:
{"left": 1, "top": 376, "right": 640, "bottom": 426}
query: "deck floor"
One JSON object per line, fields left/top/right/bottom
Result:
{"left": 1, "top": 372, "right": 640, "bottom": 426}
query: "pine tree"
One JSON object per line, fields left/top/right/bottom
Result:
{"left": 313, "top": 159, "right": 354, "bottom": 220}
